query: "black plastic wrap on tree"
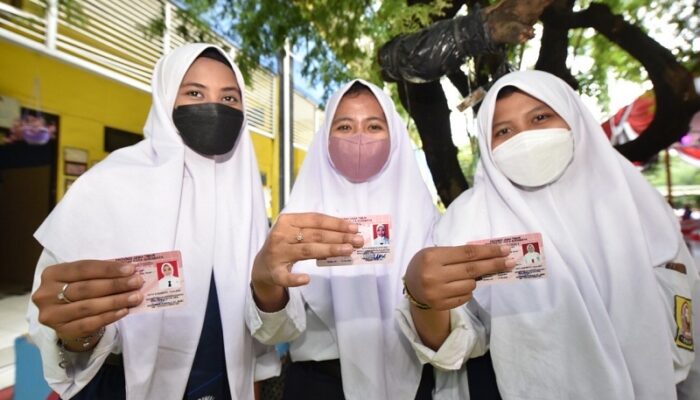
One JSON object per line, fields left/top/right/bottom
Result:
{"left": 378, "top": 10, "right": 500, "bottom": 83}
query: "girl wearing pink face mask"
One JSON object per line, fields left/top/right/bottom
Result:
{"left": 247, "top": 81, "right": 447, "bottom": 399}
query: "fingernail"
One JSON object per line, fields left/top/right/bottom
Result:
{"left": 348, "top": 223, "right": 358, "bottom": 232}
{"left": 500, "top": 245, "right": 511, "bottom": 255}
{"left": 341, "top": 244, "right": 353, "bottom": 252}
{"left": 128, "top": 276, "right": 143, "bottom": 288}
{"left": 352, "top": 236, "right": 364, "bottom": 246}
{"left": 116, "top": 308, "right": 129, "bottom": 317}
{"left": 120, "top": 264, "right": 134, "bottom": 274}
{"left": 128, "top": 293, "right": 141, "bottom": 304}
{"left": 505, "top": 259, "right": 516, "bottom": 269}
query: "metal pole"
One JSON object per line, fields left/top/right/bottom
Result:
{"left": 45, "top": 0, "right": 58, "bottom": 50}
{"left": 278, "top": 39, "right": 294, "bottom": 210}
{"left": 665, "top": 148, "right": 673, "bottom": 206}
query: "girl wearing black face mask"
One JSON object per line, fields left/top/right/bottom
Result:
{"left": 28, "top": 44, "right": 275, "bottom": 400}
{"left": 172, "top": 48, "right": 245, "bottom": 156}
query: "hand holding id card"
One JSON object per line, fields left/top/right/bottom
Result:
{"left": 317, "top": 215, "right": 393, "bottom": 266}
{"left": 111, "top": 250, "right": 185, "bottom": 313}
{"left": 468, "top": 232, "right": 546, "bottom": 285}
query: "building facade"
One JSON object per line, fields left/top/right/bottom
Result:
{"left": 0, "top": 0, "right": 321, "bottom": 290}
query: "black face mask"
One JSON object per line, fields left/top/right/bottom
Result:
{"left": 172, "top": 103, "right": 244, "bottom": 156}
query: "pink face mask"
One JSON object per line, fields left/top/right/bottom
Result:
{"left": 328, "top": 133, "right": 390, "bottom": 183}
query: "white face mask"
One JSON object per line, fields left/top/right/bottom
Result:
{"left": 491, "top": 128, "right": 574, "bottom": 188}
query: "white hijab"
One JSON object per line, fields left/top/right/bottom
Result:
{"left": 283, "top": 80, "right": 440, "bottom": 400}
{"left": 34, "top": 43, "right": 268, "bottom": 399}
{"left": 435, "top": 70, "right": 681, "bottom": 399}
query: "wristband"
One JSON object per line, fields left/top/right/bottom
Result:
{"left": 402, "top": 277, "right": 431, "bottom": 310}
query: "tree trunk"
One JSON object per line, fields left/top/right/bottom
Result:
{"left": 399, "top": 0, "right": 471, "bottom": 206}
{"left": 535, "top": 0, "right": 577, "bottom": 88}
{"left": 385, "top": 0, "right": 554, "bottom": 205}
{"left": 386, "top": 0, "right": 699, "bottom": 205}
{"left": 540, "top": 2, "right": 700, "bottom": 162}
{"left": 397, "top": 80, "right": 469, "bottom": 206}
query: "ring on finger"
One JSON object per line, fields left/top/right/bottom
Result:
{"left": 295, "top": 229, "right": 304, "bottom": 243}
{"left": 57, "top": 283, "right": 73, "bottom": 304}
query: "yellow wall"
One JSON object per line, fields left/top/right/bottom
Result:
{"left": 250, "top": 132, "right": 274, "bottom": 217}
{"left": 0, "top": 39, "right": 151, "bottom": 197}
{"left": 294, "top": 147, "right": 307, "bottom": 178}
{"left": 1, "top": 39, "right": 307, "bottom": 220}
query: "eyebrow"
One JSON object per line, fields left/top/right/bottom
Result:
{"left": 180, "top": 82, "right": 205, "bottom": 89}
{"left": 331, "top": 116, "right": 387, "bottom": 125}
{"left": 180, "top": 82, "right": 241, "bottom": 95}
{"left": 526, "top": 104, "right": 553, "bottom": 115}
{"left": 221, "top": 87, "right": 241, "bottom": 95}
{"left": 492, "top": 104, "right": 554, "bottom": 131}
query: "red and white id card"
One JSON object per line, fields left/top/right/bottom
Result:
{"left": 468, "top": 232, "right": 546, "bottom": 286}
{"left": 317, "top": 215, "right": 393, "bottom": 267}
{"left": 111, "top": 250, "right": 185, "bottom": 313}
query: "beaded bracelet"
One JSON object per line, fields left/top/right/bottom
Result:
{"left": 402, "top": 277, "right": 431, "bottom": 310}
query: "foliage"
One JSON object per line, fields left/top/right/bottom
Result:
{"left": 142, "top": 0, "right": 223, "bottom": 54}
{"left": 164, "top": 0, "right": 450, "bottom": 98}
{"left": 643, "top": 152, "right": 700, "bottom": 188}
{"left": 162, "top": 0, "right": 698, "bottom": 110}
{"left": 641, "top": 151, "right": 700, "bottom": 207}
{"left": 457, "top": 136, "right": 480, "bottom": 186}
{"left": 137, "top": 0, "right": 699, "bottom": 200}
{"left": 569, "top": 0, "right": 699, "bottom": 111}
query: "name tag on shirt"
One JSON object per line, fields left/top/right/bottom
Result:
{"left": 111, "top": 250, "right": 185, "bottom": 313}
{"left": 317, "top": 215, "right": 393, "bottom": 266}
{"left": 468, "top": 232, "right": 546, "bottom": 285}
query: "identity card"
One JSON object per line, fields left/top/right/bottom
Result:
{"left": 111, "top": 250, "right": 185, "bottom": 313}
{"left": 468, "top": 232, "right": 546, "bottom": 285}
{"left": 317, "top": 215, "right": 393, "bottom": 266}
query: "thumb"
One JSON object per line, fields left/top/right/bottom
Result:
{"left": 271, "top": 268, "right": 310, "bottom": 288}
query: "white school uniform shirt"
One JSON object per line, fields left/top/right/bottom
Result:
{"left": 404, "top": 70, "right": 698, "bottom": 399}
{"left": 27, "top": 43, "right": 276, "bottom": 400}
{"left": 246, "top": 80, "right": 446, "bottom": 400}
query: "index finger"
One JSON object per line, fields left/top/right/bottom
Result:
{"left": 44, "top": 260, "right": 135, "bottom": 283}
{"left": 439, "top": 244, "right": 510, "bottom": 266}
{"left": 442, "top": 256, "right": 514, "bottom": 283}
{"left": 284, "top": 212, "right": 358, "bottom": 233}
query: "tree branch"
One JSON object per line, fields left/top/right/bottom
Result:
{"left": 447, "top": 70, "right": 472, "bottom": 97}
{"left": 398, "top": 81, "right": 469, "bottom": 206}
{"left": 536, "top": 0, "right": 577, "bottom": 88}
{"left": 550, "top": 2, "right": 700, "bottom": 161}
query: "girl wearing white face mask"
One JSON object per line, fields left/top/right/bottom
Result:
{"left": 247, "top": 80, "right": 510, "bottom": 400}
{"left": 401, "top": 70, "right": 700, "bottom": 399}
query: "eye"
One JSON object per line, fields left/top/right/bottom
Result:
{"left": 222, "top": 95, "right": 240, "bottom": 103}
{"left": 493, "top": 127, "right": 511, "bottom": 137}
{"left": 335, "top": 124, "right": 352, "bottom": 132}
{"left": 186, "top": 90, "right": 202, "bottom": 98}
{"left": 368, "top": 123, "right": 386, "bottom": 132}
{"left": 533, "top": 113, "right": 551, "bottom": 123}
